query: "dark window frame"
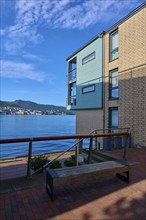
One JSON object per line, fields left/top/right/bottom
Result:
{"left": 109, "top": 68, "right": 119, "bottom": 100}
{"left": 82, "top": 51, "right": 96, "bottom": 65}
{"left": 82, "top": 84, "right": 95, "bottom": 94}
{"left": 109, "top": 29, "right": 118, "bottom": 62}
{"left": 69, "top": 82, "right": 76, "bottom": 105}
{"left": 109, "top": 107, "right": 118, "bottom": 132}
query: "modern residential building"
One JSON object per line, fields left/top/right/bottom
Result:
{"left": 66, "top": 2, "right": 146, "bottom": 147}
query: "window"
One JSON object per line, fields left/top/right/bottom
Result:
{"left": 109, "top": 107, "right": 118, "bottom": 130}
{"left": 82, "top": 52, "right": 95, "bottom": 65}
{"left": 109, "top": 69, "right": 118, "bottom": 99}
{"left": 82, "top": 85, "right": 95, "bottom": 94}
{"left": 110, "top": 30, "right": 118, "bottom": 61}
{"left": 68, "top": 57, "right": 76, "bottom": 81}
{"left": 69, "top": 82, "right": 76, "bottom": 105}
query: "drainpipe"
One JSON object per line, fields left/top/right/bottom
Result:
{"left": 99, "top": 31, "right": 106, "bottom": 132}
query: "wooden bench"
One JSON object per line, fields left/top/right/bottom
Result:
{"left": 46, "top": 160, "right": 134, "bottom": 200}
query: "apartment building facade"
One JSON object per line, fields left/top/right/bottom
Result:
{"left": 66, "top": 2, "right": 146, "bottom": 147}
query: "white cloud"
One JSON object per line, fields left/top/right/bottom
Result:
{"left": 1, "top": 0, "right": 142, "bottom": 52}
{"left": 1, "top": 60, "right": 47, "bottom": 82}
{"left": 22, "top": 53, "right": 43, "bottom": 62}
{"left": 13, "top": 0, "right": 138, "bottom": 29}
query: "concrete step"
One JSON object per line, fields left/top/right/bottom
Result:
{"left": 82, "top": 151, "right": 110, "bottom": 163}
{"left": 91, "top": 154, "right": 108, "bottom": 162}
{"left": 93, "top": 150, "right": 121, "bottom": 161}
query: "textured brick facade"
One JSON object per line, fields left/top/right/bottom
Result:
{"left": 104, "top": 6, "right": 146, "bottom": 146}
{"left": 76, "top": 110, "right": 103, "bottom": 135}
{"left": 119, "top": 66, "right": 146, "bottom": 146}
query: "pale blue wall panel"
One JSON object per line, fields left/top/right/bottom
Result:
{"left": 76, "top": 37, "right": 103, "bottom": 109}
{"left": 67, "top": 37, "right": 103, "bottom": 110}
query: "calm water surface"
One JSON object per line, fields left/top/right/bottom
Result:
{"left": 0, "top": 115, "right": 76, "bottom": 158}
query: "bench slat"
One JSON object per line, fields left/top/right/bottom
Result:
{"left": 47, "top": 161, "right": 128, "bottom": 178}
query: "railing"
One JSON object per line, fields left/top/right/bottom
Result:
{"left": 68, "top": 95, "right": 76, "bottom": 105}
{"left": 68, "top": 68, "right": 76, "bottom": 81}
{"left": 0, "top": 128, "right": 130, "bottom": 178}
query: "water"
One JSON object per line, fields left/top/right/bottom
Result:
{"left": 0, "top": 115, "right": 76, "bottom": 158}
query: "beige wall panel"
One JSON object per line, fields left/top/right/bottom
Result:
{"left": 104, "top": 7, "right": 146, "bottom": 146}
{"left": 76, "top": 110, "right": 103, "bottom": 134}
{"left": 119, "top": 8, "right": 146, "bottom": 72}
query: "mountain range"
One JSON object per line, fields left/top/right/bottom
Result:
{"left": 0, "top": 100, "right": 74, "bottom": 114}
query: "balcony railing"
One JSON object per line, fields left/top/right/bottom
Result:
{"left": 68, "top": 68, "right": 76, "bottom": 81}
{"left": 68, "top": 95, "right": 76, "bottom": 106}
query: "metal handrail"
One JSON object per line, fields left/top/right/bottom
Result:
{"left": 0, "top": 134, "right": 93, "bottom": 144}
{"left": 0, "top": 128, "right": 130, "bottom": 177}
{"left": 32, "top": 129, "right": 97, "bottom": 175}
{"left": 32, "top": 129, "right": 130, "bottom": 175}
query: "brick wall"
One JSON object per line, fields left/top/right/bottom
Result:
{"left": 76, "top": 110, "right": 103, "bottom": 134}
{"left": 119, "top": 66, "right": 146, "bottom": 146}
{"left": 104, "top": 7, "right": 146, "bottom": 146}
{"left": 119, "top": 8, "right": 146, "bottom": 71}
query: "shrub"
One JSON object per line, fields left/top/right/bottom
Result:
{"left": 64, "top": 155, "right": 76, "bottom": 167}
{"left": 30, "top": 155, "right": 49, "bottom": 171}
{"left": 49, "top": 160, "right": 62, "bottom": 169}
{"left": 71, "top": 155, "right": 76, "bottom": 160}
{"left": 64, "top": 159, "right": 75, "bottom": 167}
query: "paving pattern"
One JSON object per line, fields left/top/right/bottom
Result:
{"left": 0, "top": 148, "right": 146, "bottom": 220}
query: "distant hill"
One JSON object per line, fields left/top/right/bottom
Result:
{"left": 0, "top": 101, "right": 19, "bottom": 108}
{"left": 0, "top": 100, "right": 74, "bottom": 114}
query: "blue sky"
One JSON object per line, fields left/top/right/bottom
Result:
{"left": 0, "top": 0, "right": 145, "bottom": 106}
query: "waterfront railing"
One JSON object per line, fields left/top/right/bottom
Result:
{"left": 0, "top": 128, "right": 130, "bottom": 179}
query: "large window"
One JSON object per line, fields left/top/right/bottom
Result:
{"left": 109, "top": 69, "right": 118, "bottom": 99}
{"left": 110, "top": 30, "right": 118, "bottom": 61}
{"left": 82, "top": 84, "right": 95, "bottom": 94}
{"left": 68, "top": 57, "right": 76, "bottom": 81}
{"left": 69, "top": 82, "right": 76, "bottom": 105}
{"left": 82, "top": 52, "right": 95, "bottom": 65}
{"left": 109, "top": 107, "right": 118, "bottom": 130}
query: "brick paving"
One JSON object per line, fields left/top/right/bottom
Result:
{"left": 0, "top": 152, "right": 74, "bottom": 181}
{"left": 0, "top": 148, "right": 146, "bottom": 220}
{"left": 0, "top": 158, "right": 28, "bottom": 181}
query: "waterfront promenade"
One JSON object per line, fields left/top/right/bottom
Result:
{"left": 0, "top": 148, "right": 146, "bottom": 220}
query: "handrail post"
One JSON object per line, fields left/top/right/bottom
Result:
{"left": 79, "top": 139, "right": 83, "bottom": 154}
{"left": 75, "top": 145, "right": 79, "bottom": 166}
{"left": 27, "top": 141, "right": 32, "bottom": 177}
{"left": 88, "top": 137, "right": 93, "bottom": 164}
{"left": 123, "top": 134, "right": 129, "bottom": 160}
{"left": 94, "top": 130, "right": 98, "bottom": 150}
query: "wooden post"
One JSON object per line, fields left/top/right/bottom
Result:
{"left": 27, "top": 141, "right": 32, "bottom": 177}
{"left": 79, "top": 139, "right": 83, "bottom": 154}
{"left": 88, "top": 137, "right": 93, "bottom": 164}
{"left": 123, "top": 135, "right": 129, "bottom": 160}
{"left": 94, "top": 131, "right": 98, "bottom": 150}
{"left": 75, "top": 145, "right": 79, "bottom": 166}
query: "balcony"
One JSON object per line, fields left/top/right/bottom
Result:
{"left": 68, "top": 68, "right": 76, "bottom": 82}
{"left": 69, "top": 95, "right": 76, "bottom": 106}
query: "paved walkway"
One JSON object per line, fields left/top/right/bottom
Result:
{"left": 0, "top": 148, "right": 146, "bottom": 220}
{"left": 0, "top": 152, "right": 74, "bottom": 181}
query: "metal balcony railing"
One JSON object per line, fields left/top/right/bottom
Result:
{"left": 68, "top": 95, "right": 76, "bottom": 105}
{"left": 68, "top": 68, "right": 76, "bottom": 81}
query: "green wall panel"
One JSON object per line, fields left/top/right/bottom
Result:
{"left": 68, "top": 37, "right": 103, "bottom": 110}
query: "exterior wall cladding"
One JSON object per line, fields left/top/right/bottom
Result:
{"left": 66, "top": 2, "right": 146, "bottom": 147}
